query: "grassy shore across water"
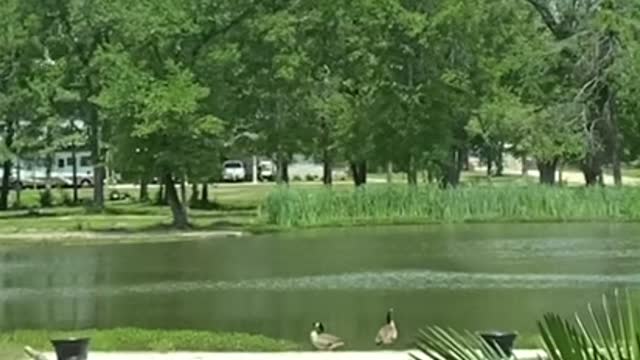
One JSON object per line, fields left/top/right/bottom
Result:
{"left": 2, "top": 175, "right": 640, "bottom": 246}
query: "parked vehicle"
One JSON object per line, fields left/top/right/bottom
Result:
{"left": 258, "top": 160, "right": 276, "bottom": 181}
{"left": 222, "top": 160, "right": 247, "bottom": 182}
{"left": 0, "top": 151, "right": 97, "bottom": 189}
{"left": 17, "top": 152, "right": 94, "bottom": 188}
{"left": 51, "top": 151, "right": 95, "bottom": 187}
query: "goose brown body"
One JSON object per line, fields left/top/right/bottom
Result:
{"left": 310, "top": 322, "right": 345, "bottom": 351}
{"left": 375, "top": 308, "right": 398, "bottom": 345}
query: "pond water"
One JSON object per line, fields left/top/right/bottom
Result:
{"left": 1, "top": 223, "right": 640, "bottom": 349}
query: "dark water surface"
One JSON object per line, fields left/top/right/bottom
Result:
{"left": 1, "top": 223, "right": 639, "bottom": 349}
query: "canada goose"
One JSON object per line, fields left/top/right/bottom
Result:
{"left": 375, "top": 308, "right": 398, "bottom": 345}
{"left": 310, "top": 322, "right": 345, "bottom": 350}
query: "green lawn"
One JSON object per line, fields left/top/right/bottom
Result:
{"left": 0, "top": 182, "right": 368, "bottom": 243}
{"left": 0, "top": 328, "right": 542, "bottom": 357}
{"left": 0, "top": 348, "right": 22, "bottom": 360}
{"left": 0, "top": 328, "right": 300, "bottom": 358}
{"left": 623, "top": 167, "right": 640, "bottom": 178}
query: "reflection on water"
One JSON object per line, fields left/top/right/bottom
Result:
{"left": 0, "top": 223, "right": 639, "bottom": 349}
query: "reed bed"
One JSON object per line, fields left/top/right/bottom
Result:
{"left": 261, "top": 185, "right": 640, "bottom": 227}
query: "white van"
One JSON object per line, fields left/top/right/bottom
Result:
{"left": 222, "top": 160, "right": 246, "bottom": 182}
{"left": 258, "top": 160, "right": 276, "bottom": 181}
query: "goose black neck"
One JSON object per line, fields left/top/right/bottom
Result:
{"left": 386, "top": 311, "right": 392, "bottom": 324}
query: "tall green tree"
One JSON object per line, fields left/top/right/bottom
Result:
{"left": 0, "top": 0, "right": 44, "bottom": 209}
{"left": 523, "top": 0, "right": 640, "bottom": 186}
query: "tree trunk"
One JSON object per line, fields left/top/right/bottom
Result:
{"left": 386, "top": 161, "right": 393, "bottom": 183}
{"left": 15, "top": 159, "right": 21, "bottom": 208}
{"left": 350, "top": 160, "right": 367, "bottom": 187}
{"left": 457, "top": 147, "right": 466, "bottom": 178}
{"left": 521, "top": 155, "right": 528, "bottom": 176}
{"left": 611, "top": 145, "right": 622, "bottom": 186}
{"left": 461, "top": 147, "right": 470, "bottom": 171}
{"left": 358, "top": 161, "right": 367, "bottom": 185}
{"left": 157, "top": 184, "right": 164, "bottom": 205}
{"left": 350, "top": 162, "right": 357, "bottom": 186}
{"left": 322, "top": 148, "right": 332, "bottom": 186}
{"left": 438, "top": 148, "right": 462, "bottom": 188}
{"left": 0, "top": 159, "right": 11, "bottom": 211}
{"left": 0, "top": 120, "right": 15, "bottom": 211}
{"left": 350, "top": 161, "right": 360, "bottom": 186}
{"left": 427, "top": 163, "right": 436, "bottom": 184}
{"left": 94, "top": 165, "right": 105, "bottom": 206}
{"left": 45, "top": 154, "right": 53, "bottom": 194}
{"left": 407, "top": 155, "right": 418, "bottom": 186}
{"left": 180, "top": 179, "right": 187, "bottom": 210}
{"left": 156, "top": 177, "right": 167, "bottom": 206}
{"left": 139, "top": 178, "right": 149, "bottom": 202}
{"left": 201, "top": 182, "right": 209, "bottom": 203}
{"left": 71, "top": 141, "right": 78, "bottom": 203}
{"left": 190, "top": 183, "right": 199, "bottom": 206}
{"left": 595, "top": 31, "right": 621, "bottom": 186}
{"left": 537, "top": 159, "right": 558, "bottom": 185}
{"left": 558, "top": 161, "right": 564, "bottom": 187}
{"left": 607, "top": 88, "right": 622, "bottom": 186}
{"left": 164, "top": 173, "right": 189, "bottom": 229}
{"left": 495, "top": 143, "right": 504, "bottom": 177}
{"left": 446, "top": 149, "right": 462, "bottom": 187}
{"left": 87, "top": 100, "right": 105, "bottom": 209}
{"left": 581, "top": 156, "right": 602, "bottom": 187}
{"left": 276, "top": 153, "right": 289, "bottom": 184}
{"left": 486, "top": 150, "right": 493, "bottom": 177}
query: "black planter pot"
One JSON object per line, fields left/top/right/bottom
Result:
{"left": 50, "top": 337, "right": 90, "bottom": 360}
{"left": 479, "top": 331, "right": 517, "bottom": 357}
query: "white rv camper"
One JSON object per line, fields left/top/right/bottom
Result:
{"left": 1, "top": 151, "right": 95, "bottom": 188}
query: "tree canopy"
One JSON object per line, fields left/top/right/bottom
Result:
{"left": 2, "top": 0, "right": 640, "bottom": 224}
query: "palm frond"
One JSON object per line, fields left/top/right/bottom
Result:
{"left": 415, "top": 326, "right": 511, "bottom": 360}
{"left": 539, "top": 289, "right": 640, "bottom": 360}
{"left": 414, "top": 289, "right": 640, "bottom": 360}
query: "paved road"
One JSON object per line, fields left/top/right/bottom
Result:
{"left": 481, "top": 166, "right": 640, "bottom": 186}
{"left": 522, "top": 169, "right": 639, "bottom": 185}
{"left": 108, "top": 179, "right": 387, "bottom": 190}
{"left": 42, "top": 350, "right": 546, "bottom": 360}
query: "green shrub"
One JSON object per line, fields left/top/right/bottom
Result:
{"left": 59, "top": 189, "right": 74, "bottom": 206}
{"left": 38, "top": 190, "right": 54, "bottom": 208}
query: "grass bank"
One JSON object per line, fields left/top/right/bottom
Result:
{"left": 0, "top": 328, "right": 301, "bottom": 359}
{"left": 0, "top": 329, "right": 542, "bottom": 360}
{"left": 0, "top": 183, "right": 356, "bottom": 237}
{"left": 262, "top": 185, "right": 640, "bottom": 227}
{"left": 0, "top": 185, "right": 267, "bottom": 241}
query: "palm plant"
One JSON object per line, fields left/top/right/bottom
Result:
{"left": 413, "top": 289, "right": 639, "bottom": 360}
{"left": 413, "top": 326, "right": 511, "bottom": 360}
{"left": 538, "top": 289, "right": 640, "bottom": 360}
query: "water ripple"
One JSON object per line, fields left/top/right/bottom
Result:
{"left": 2, "top": 269, "right": 640, "bottom": 301}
